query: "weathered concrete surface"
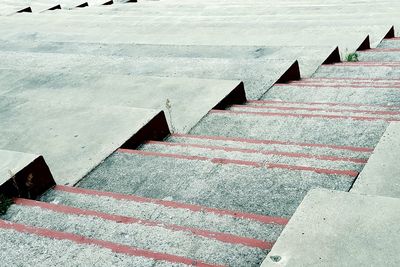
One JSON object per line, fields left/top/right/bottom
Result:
{"left": 0, "top": 51, "right": 288, "bottom": 99}
{"left": 0, "top": 96, "right": 161, "bottom": 185}
{"left": 351, "top": 122, "right": 400, "bottom": 198}
{"left": 0, "top": 69, "right": 241, "bottom": 132}
{"left": 261, "top": 189, "right": 400, "bottom": 267}
{"left": 0, "top": 150, "right": 38, "bottom": 186}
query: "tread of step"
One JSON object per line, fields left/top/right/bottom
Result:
{"left": 3, "top": 199, "right": 267, "bottom": 266}
{"left": 313, "top": 63, "right": 400, "bottom": 79}
{"left": 140, "top": 141, "right": 365, "bottom": 172}
{"left": 358, "top": 48, "right": 400, "bottom": 62}
{"left": 42, "top": 185, "right": 287, "bottom": 242}
{"left": 261, "top": 84, "right": 400, "bottom": 108}
{"left": 0, "top": 219, "right": 209, "bottom": 267}
{"left": 228, "top": 104, "right": 400, "bottom": 121}
{"left": 78, "top": 150, "right": 355, "bottom": 218}
{"left": 168, "top": 133, "right": 372, "bottom": 160}
{"left": 190, "top": 110, "right": 388, "bottom": 148}
{"left": 378, "top": 38, "right": 400, "bottom": 49}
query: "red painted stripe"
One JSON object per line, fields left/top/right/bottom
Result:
{"left": 210, "top": 109, "right": 397, "bottom": 122}
{"left": 267, "top": 163, "right": 358, "bottom": 177}
{"left": 274, "top": 82, "right": 400, "bottom": 89}
{"left": 247, "top": 100, "right": 400, "bottom": 109}
{"left": 0, "top": 219, "right": 223, "bottom": 267}
{"left": 14, "top": 198, "right": 272, "bottom": 250}
{"left": 290, "top": 80, "right": 400, "bottom": 86}
{"left": 230, "top": 104, "right": 400, "bottom": 116}
{"left": 324, "top": 62, "right": 400, "bottom": 67}
{"left": 360, "top": 48, "right": 400, "bottom": 52}
{"left": 172, "top": 133, "right": 373, "bottom": 153}
{"left": 146, "top": 141, "right": 367, "bottom": 164}
{"left": 118, "top": 148, "right": 357, "bottom": 177}
{"left": 55, "top": 185, "right": 289, "bottom": 225}
{"left": 299, "top": 77, "right": 400, "bottom": 82}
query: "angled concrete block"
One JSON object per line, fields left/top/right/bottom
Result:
{"left": 0, "top": 97, "right": 167, "bottom": 185}
{"left": 351, "top": 122, "right": 400, "bottom": 198}
{"left": 261, "top": 189, "right": 400, "bottom": 267}
{"left": 0, "top": 150, "right": 55, "bottom": 199}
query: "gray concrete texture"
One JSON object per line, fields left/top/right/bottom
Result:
{"left": 190, "top": 111, "right": 388, "bottom": 148}
{"left": 262, "top": 83, "right": 400, "bottom": 106}
{"left": 352, "top": 122, "right": 400, "bottom": 198}
{"left": 167, "top": 134, "right": 371, "bottom": 160}
{"left": 0, "top": 96, "right": 160, "bottom": 185}
{"left": 261, "top": 189, "right": 400, "bottom": 267}
{"left": 0, "top": 68, "right": 240, "bottom": 133}
{"left": 3, "top": 203, "right": 266, "bottom": 266}
{"left": 0, "top": 50, "right": 289, "bottom": 100}
{"left": 79, "top": 151, "right": 354, "bottom": 218}
{"left": 41, "top": 187, "right": 284, "bottom": 242}
{"left": 0, "top": 226, "right": 189, "bottom": 267}
{"left": 140, "top": 142, "right": 365, "bottom": 172}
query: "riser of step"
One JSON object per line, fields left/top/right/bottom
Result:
{"left": 3, "top": 203, "right": 264, "bottom": 266}
{"left": 41, "top": 186, "right": 286, "bottom": 242}
{"left": 168, "top": 134, "right": 371, "bottom": 160}
{"left": 79, "top": 151, "right": 354, "bottom": 218}
{"left": 314, "top": 64, "right": 400, "bottom": 79}
{"left": 262, "top": 85, "right": 400, "bottom": 106}
{"left": 228, "top": 105, "right": 400, "bottom": 120}
{"left": 247, "top": 99, "right": 400, "bottom": 112}
{"left": 140, "top": 142, "right": 364, "bottom": 172}
{"left": 358, "top": 49, "right": 400, "bottom": 62}
{"left": 190, "top": 111, "right": 388, "bottom": 148}
{"left": 0, "top": 223, "right": 194, "bottom": 267}
{"left": 377, "top": 38, "right": 400, "bottom": 49}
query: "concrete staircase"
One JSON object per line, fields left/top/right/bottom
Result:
{"left": 1, "top": 1, "right": 400, "bottom": 266}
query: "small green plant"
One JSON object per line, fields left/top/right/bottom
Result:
{"left": 345, "top": 52, "right": 359, "bottom": 62}
{"left": 0, "top": 194, "right": 13, "bottom": 215}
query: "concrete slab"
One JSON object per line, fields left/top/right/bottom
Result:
{"left": 261, "top": 189, "right": 400, "bottom": 267}
{"left": 0, "top": 150, "right": 55, "bottom": 198}
{"left": 351, "top": 122, "right": 400, "bottom": 198}
{"left": 0, "top": 69, "right": 243, "bottom": 132}
{"left": 0, "top": 96, "right": 165, "bottom": 185}
{"left": 0, "top": 51, "right": 290, "bottom": 99}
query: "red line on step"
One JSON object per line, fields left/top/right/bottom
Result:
{"left": 324, "top": 62, "right": 400, "bottom": 67}
{"left": 146, "top": 141, "right": 367, "bottom": 164}
{"left": 119, "top": 149, "right": 263, "bottom": 167}
{"left": 14, "top": 198, "right": 272, "bottom": 250}
{"left": 230, "top": 104, "right": 400, "bottom": 116}
{"left": 0, "top": 219, "right": 223, "bottom": 267}
{"left": 247, "top": 100, "right": 400, "bottom": 109}
{"left": 171, "top": 133, "right": 373, "bottom": 153}
{"left": 289, "top": 79, "right": 400, "bottom": 86}
{"left": 274, "top": 82, "right": 400, "bottom": 89}
{"left": 266, "top": 163, "right": 358, "bottom": 177}
{"left": 299, "top": 77, "right": 400, "bottom": 82}
{"left": 55, "top": 185, "right": 289, "bottom": 225}
{"left": 359, "top": 48, "right": 400, "bottom": 52}
{"left": 210, "top": 109, "right": 397, "bottom": 122}
{"left": 118, "top": 149, "right": 357, "bottom": 177}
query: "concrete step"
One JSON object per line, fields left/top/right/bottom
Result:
{"left": 313, "top": 62, "right": 400, "bottom": 79}
{"left": 78, "top": 150, "right": 355, "bottom": 218}
{"left": 139, "top": 141, "right": 365, "bottom": 172}
{"left": 378, "top": 38, "right": 400, "bottom": 49}
{"left": 0, "top": 50, "right": 293, "bottom": 100}
{"left": 3, "top": 198, "right": 267, "bottom": 266}
{"left": 228, "top": 104, "right": 400, "bottom": 121}
{"left": 0, "top": 219, "right": 207, "bottom": 267}
{"left": 167, "top": 133, "right": 372, "bottom": 161}
{"left": 358, "top": 48, "right": 400, "bottom": 62}
{"left": 190, "top": 110, "right": 389, "bottom": 148}
{"left": 42, "top": 185, "right": 287, "bottom": 242}
{"left": 261, "top": 82, "right": 400, "bottom": 106}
